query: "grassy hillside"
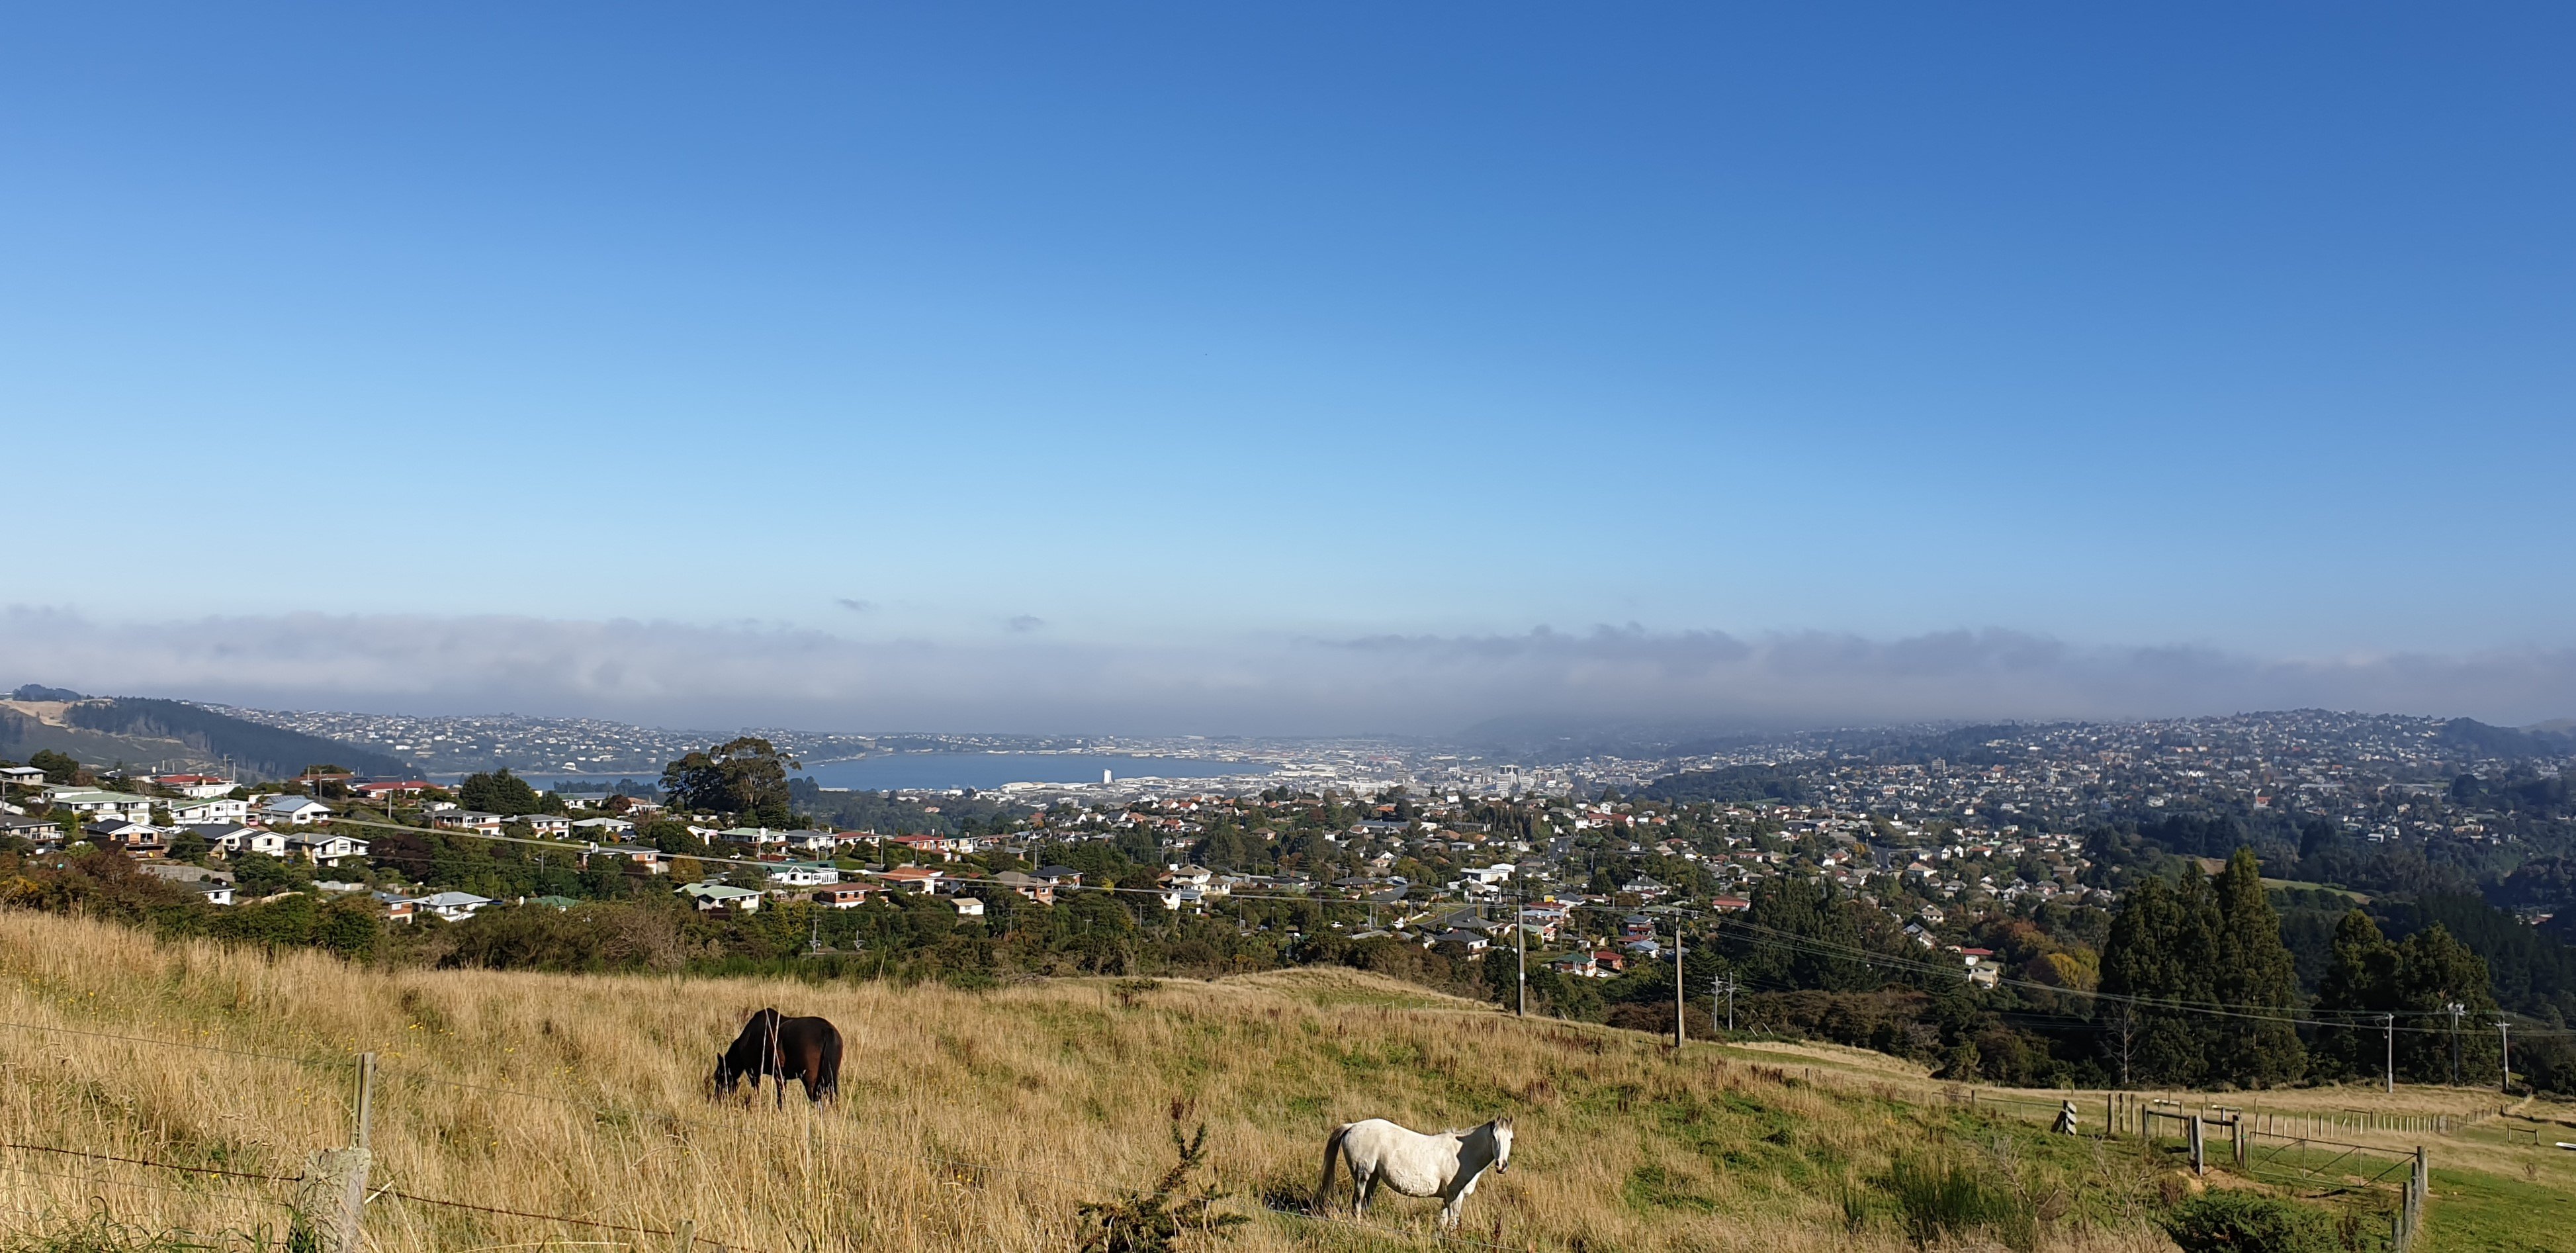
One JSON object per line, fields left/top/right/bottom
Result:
{"left": 0, "top": 909, "right": 2564, "bottom": 1252}
{"left": 1, "top": 698, "right": 411, "bottom": 780}
{"left": 61, "top": 698, "right": 410, "bottom": 780}
{"left": 0, "top": 706, "right": 225, "bottom": 776}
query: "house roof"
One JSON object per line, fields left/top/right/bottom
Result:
{"left": 414, "top": 891, "right": 494, "bottom": 909}
{"left": 55, "top": 790, "right": 152, "bottom": 806}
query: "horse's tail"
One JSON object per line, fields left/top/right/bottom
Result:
{"left": 1315, "top": 1123, "right": 1352, "bottom": 1213}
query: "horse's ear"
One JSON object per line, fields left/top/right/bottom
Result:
{"left": 1496, "top": 1116, "right": 1513, "bottom": 1130}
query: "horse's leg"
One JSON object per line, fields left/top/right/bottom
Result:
{"left": 1353, "top": 1168, "right": 1374, "bottom": 1219}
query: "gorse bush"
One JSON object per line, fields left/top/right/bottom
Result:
{"left": 1882, "top": 1154, "right": 2035, "bottom": 1252}
{"left": 2161, "top": 1191, "right": 2340, "bottom": 1253}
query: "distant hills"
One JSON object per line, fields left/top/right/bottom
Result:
{"left": 0, "top": 689, "right": 408, "bottom": 780}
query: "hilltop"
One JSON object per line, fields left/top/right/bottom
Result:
{"left": 2, "top": 911, "right": 2570, "bottom": 1252}
{"left": 0, "top": 694, "right": 405, "bottom": 780}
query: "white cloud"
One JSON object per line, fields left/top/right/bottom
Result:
{"left": 3, "top": 606, "right": 2571, "bottom": 735}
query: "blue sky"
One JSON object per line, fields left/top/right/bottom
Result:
{"left": 4, "top": 5, "right": 2572, "bottom": 731}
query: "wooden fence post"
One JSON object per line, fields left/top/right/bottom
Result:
{"left": 292, "top": 1052, "right": 375, "bottom": 1253}
{"left": 353, "top": 1052, "right": 377, "bottom": 1149}
{"left": 292, "top": 1146, "right": 371, "bottom": 1253}
{"left": 2188, "top": 1115, "right": 2205, "bottom": 1175}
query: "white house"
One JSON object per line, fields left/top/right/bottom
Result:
{"left": 520, "top": 814, "right": 570, "bottom": 838}
{"left": 286, "top": 832, "right": 369, "bottom": 866}
{"left": 950, "top": 896, "right": 985, "bottom": 918}
{"left": 48, "top": 790, "right": 155, "bottom": 825}
{"left": 783, "top": 829, "right": 844, "bottom": 856}
{"left": 260, "top": 796, "right": 333, "bottom": 825}
{"left": 676, "top": 881, "right": 762, "bottom": 913}
{"left": 431, "top": 810, "right": 504, "bottom": 833}
{"left": 153, "top": 774, "right": 238, "bottom": 799}
{"left": 191, "top": 824, "right": 286, "bottom": 857}
{"left": 167, "top": 797, "right": 249, "bottom": 826}
{"left": 766, "top": 862, "right": 840, "bottom": 888}
{"left": 0, "top": 766, "right": 49, "bottom": 789}
{"left": 411, "top": 891, "right": 496, "bottom": 922}
{"left": 719, "top": 827, "right": 786, "bottom": 848}
{"left": 570, "top": 817, "right": 635, "bottom": 839}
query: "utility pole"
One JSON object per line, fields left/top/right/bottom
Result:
{"left": 1513, "top": 888, "right": 1527, "bottom": 1017}
{"left": 2446, "top": 1001, "right": 2466, "bottom": 1087}
{"left": 2498, "top": 1021, "right": 2511, "bottom": 1093}
{"left": 2382, "top": 1013, "right": 2395, "bottom": 1095}
{"left": 1673, "top": 918, "right": 1685, "bottom": 1050}
{"left": 1715, "top": 972, "right": 1736, "bottom": 1033}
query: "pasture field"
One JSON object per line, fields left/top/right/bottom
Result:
{"left": 0, "top": 908, "right": 2564, "bottom": 1252}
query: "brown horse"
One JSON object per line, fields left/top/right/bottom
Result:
{"left": 713, "top": 1008, "right": 842, "bottom": 1107}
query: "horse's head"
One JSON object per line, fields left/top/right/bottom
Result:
{"left": 1490, "top": 1117, "right": 1514, "bottom": 1173}
{"left": 711, "top": 1054, "right": 740, "bottom": 1097}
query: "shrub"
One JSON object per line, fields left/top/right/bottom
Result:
{"left": 1883, "top": 1154, "right": 2034, "bottom": 1252}
{"left": 2162, "top": 1191, "right": 2340, "bottom": 1253}
{"left": 1073, "top": 1121, "right": 1248, "bottom": 1252}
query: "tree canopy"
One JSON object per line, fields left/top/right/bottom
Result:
{"left": 458, "top": 768, "right": 545, "bottom": 815}
{"left": 660, "top": 738, "right": 799, "bottom": 823}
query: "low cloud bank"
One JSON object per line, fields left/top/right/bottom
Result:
{"left": 5, "top": 608, "right": 2571, "bottom": 736}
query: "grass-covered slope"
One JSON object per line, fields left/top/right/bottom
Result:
{"left": 0, "top": 909, "right": 2560, "bottom": 1252}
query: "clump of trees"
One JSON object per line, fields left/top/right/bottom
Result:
{"left": 2309, "top": 910, "right": 2501, "bottom": 1084}
{"left": 2098, "top": 849, "right": 2305, "bottom": 1088}
{"left": 660, "top": 738, "right": 797, "bottom": 824}
{"left": 457, "top": 768, "right": 551, "bottom": 815}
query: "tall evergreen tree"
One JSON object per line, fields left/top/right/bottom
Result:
{"left": 2313, "top": 909, "right": 2399, "bottom": 1079}
{"left": 2391, "top": 925, "right": 2502, "bottom": 1086}
{"left": 2100, "top": 872, "right": 2217, "bottom": 1086}
{"left": 1732, "top": 877, "right": 1873, "bottom": 992}
{"left": 2208, "top": 848, "right": 2307, "bottom": 1085}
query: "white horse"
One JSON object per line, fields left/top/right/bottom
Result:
{"left": 1315, "top": 1116, "right": 1513, "bottom": 1231}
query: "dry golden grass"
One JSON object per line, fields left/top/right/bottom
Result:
{"left": 0, "top": 909, "right": 2220, "bottom": 1251}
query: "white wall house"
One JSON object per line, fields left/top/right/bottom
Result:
{"left": 261, "top": 796, "right": 333, "bottom": 825}
{"left": 168, "top": 798, "right": 249, "bottom": 826}
{"left": 48, "top": 790, "right": 155, "bottom": 825}
{"left": 287, "top": 832, "right": 369, "bottom": 865}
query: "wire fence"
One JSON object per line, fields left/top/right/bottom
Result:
{"left": 1944, "top": 1086, "right": 2429, "bottom": 1252}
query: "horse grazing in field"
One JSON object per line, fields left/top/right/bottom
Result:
{"left": 1315, "top": 1116, "right": 1513, "bottom": 1232}
{"left": 712, "top": 1008, "right": 842, "bottom": 1107}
